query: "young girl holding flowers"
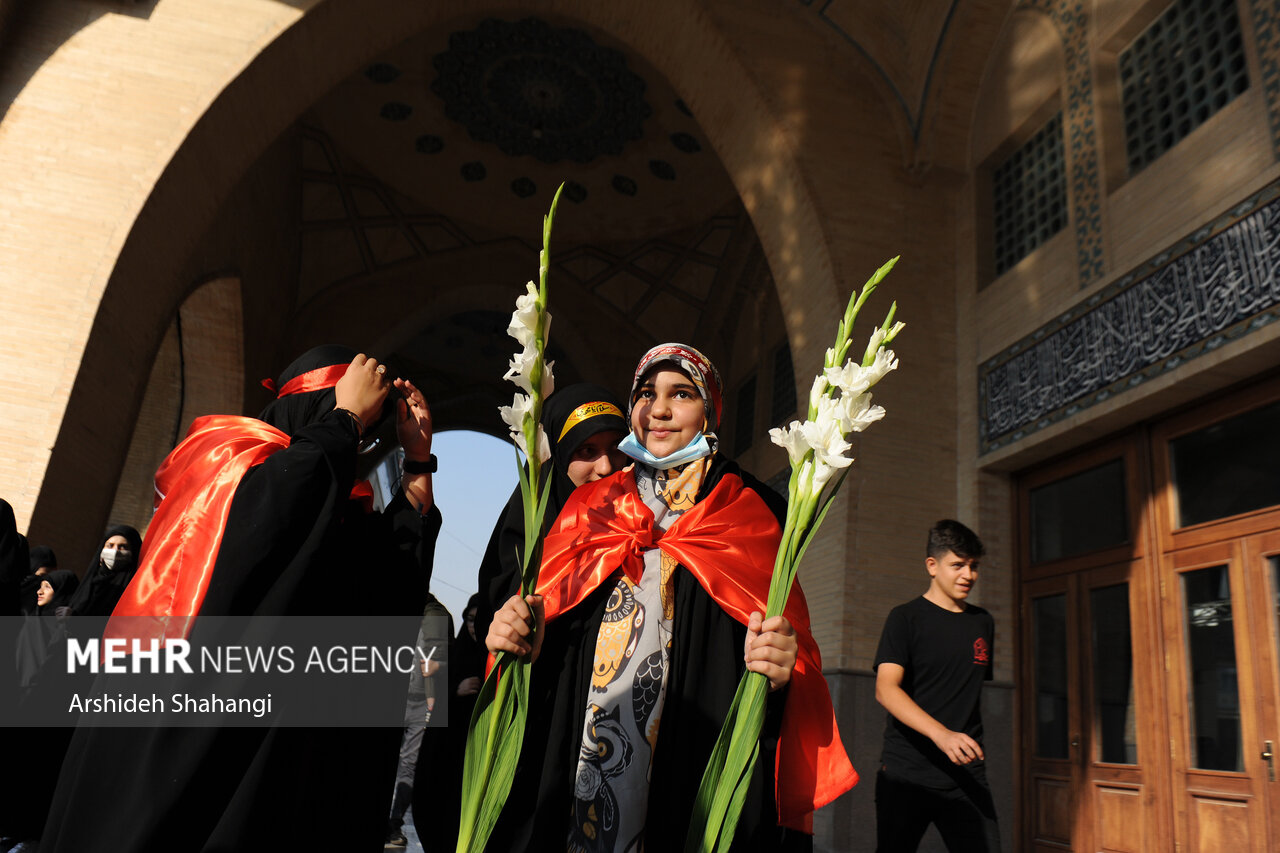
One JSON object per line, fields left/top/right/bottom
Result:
{"left": 488, "top": 344, "right": 856, "bottom": 852}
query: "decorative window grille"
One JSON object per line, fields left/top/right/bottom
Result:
{"left": 992, "top": 113, "right": 1068, "bottom": 276}
{"left": 733, "top": 375, "right": 757, "bottom": 456}
{"left": 1119, "top": 0, "right": 1249, "bottom": 175}
{"left": 770, "top": 344, "right": 796, "bottom": 425}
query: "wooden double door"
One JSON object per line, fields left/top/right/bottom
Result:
{"left": 1022, "top": 558, "right": 1166, "bottom": 852}
{"left": 1018, "top": 383, "right": 1280, "bottom": 852}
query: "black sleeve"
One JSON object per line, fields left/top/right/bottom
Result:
{"left": 379, "top": 488, "right": 443, "bottom": 608}
{"left": 874, "top": 605, "right": 911, "bottom": 671}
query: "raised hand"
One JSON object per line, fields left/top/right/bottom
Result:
{"left": 393, "top": 377, "right": 433, "bottom": 462}
{"left": 333, "top": 353, "right": 391, "bottom": 430}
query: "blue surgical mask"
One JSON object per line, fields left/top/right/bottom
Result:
{"left": 617, "top": 431, "right": 712, "bottom": 470}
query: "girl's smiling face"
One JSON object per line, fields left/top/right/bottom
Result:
{"left": 36, "top": 579, "right": 54, "bottom": 607}
{"left": 630, "top": 368, "right": 706, "bottom": 458}
{"left": 565, "top": 430, "right": 626, "bottom": 487}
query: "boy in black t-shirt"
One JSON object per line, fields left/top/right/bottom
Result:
{"left": 873, "top": 520, "right": 1000, "bottom": 852}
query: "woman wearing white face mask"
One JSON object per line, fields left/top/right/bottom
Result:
{"left": 67, "top": 524, "right": 141, "bottom": 618}
{"left": 485, "top": 344, "right": 855, "bottom": 853}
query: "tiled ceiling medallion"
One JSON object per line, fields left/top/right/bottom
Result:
{"left": 431, "top": 18, "right": 652, "bottom": 164}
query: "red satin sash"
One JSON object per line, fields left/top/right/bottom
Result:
{"left": 106, "top": 414, "right": 371, "bottom": 644}
{"left": 275, "top": 363, "right": 348, "bottom": 398}
{"left": 536, "top": 469, "right": 859, "bottom": 831}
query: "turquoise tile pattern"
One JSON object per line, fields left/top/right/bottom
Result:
{"left": 1023, "top": 0, "right": 1106, "bottom": 287}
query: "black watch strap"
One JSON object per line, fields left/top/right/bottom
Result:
{"left": 402, "top": 454, "right": 437, "bottom": 474}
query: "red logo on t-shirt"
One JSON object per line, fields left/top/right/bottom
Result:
{"left": 973, "top": 638, "right": 989, "bottom": 665}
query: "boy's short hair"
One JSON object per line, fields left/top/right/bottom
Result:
{"left": 927, "top": 519, "right": 985, "bottom": 560}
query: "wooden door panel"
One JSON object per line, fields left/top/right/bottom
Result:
{"left": 1093, "top": 783, "right": 1144, "bottom": 853}
{"left": 1031, "top": 773, "right": 1073, "bottom": 845}
{"left": 1186, "top": 792, "right": 1258, "bottom": 853}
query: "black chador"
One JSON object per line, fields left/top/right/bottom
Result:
{"left": 40, "top": 346, "right": 441, "bottom": 853}
{"left": 424, "top": 383, "right": 626, "bottom": 850}
{"left": 68, "top": 524, "right": 141, "bottom": 618}
{"left": 485, "top": 454, "right": 810, "bottom": 853}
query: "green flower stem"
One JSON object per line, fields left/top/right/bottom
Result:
{"left": 457, "top": 654, "right": 515, "bottom": 851}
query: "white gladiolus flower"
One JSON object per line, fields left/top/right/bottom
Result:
{"left": 797, "top": 457, "right": 815, "bottom": 494}
{"left": 541, "top": 360, "right": 555, "bottom": 397}
{"left": 863, "top": 327, "right": 887, "bottom": 362}
{"left": 503, "top": 348, "right": 537, "bottom": 395}
{"left": 507, "top": 281, "right": 540, "bottom": 348}
{"left": 504, "top": 348, "right": 555, "bottom": 397}
{"left": 863, "top": 323, "right": 905, "bottom": 363}
{"left": 809, "top": 374, "right": 828, "bottom": 412}
{"left": 863, "top": 346, "right": 899, "bottom": 386}
{"left": 769, "top": 421, "right": 812, "bottom": 464}
{"left": 498, "top": 401, "right": 551, "bottom": 463}
{"left": 794, "top": 454, "right": 837, "bottom": 492}
{"left": 840, "top": 392, "right": 886, "bottom": 433}
{"left": 498, "top": 392, "right": 534, "bottom": 437}
{"left": 811, "top": 458, "right": 836, "bottom": 490}
{"left": 824, "top": 347, "right": 899, "bottom": 398}
{"left": 801, "top": 397, "right": 853, "bottom": 471}
{"left": 534, "top": 424, "right": 551, "bottom": 464}
{"left": 823, "top": 361, "right": 871, "bottom": 397}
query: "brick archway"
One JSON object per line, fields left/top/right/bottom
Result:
{"left": 6, "top": 0, "right": 838, "bottom": 564}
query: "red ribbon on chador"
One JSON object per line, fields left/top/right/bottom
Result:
{"left": 536, "top": 469, "right": 859, "bottom": 832}
{"left": 106, "top": 415, "right": 374, "bottom": 644}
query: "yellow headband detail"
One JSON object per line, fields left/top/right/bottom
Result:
{"left": 558, "top": 401, "right": 623, "bottom": 441}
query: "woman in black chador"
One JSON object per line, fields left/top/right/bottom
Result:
{"left": 413, "top": 383, "right": 628, "bottom": 851}
{"left": 0, "top": 498, "right": 27, "bottom": 619}
{"left": 67, "top": 524, "right": 140, "bottom": 618}
{"left": 15, "top": 569, "right": 79, "bottom": 693}
{"left": 3, "top": 569, "right": 80, "bottom": 849}
{"left": 40, "top": 346, "right": 441, "bottom": 853}
{"left": 17, "top": 545, "right": 58, "bottom": 615}
{"left": 485, "top": 344, "right": 858, "bottom": 852}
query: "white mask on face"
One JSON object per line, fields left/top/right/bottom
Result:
{"left": 616, "top": 431, "right": 712, "bottom": 470}
{"left": 101, "top": 547, "right": 127, "bottom": 571}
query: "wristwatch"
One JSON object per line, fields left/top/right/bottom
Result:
{"left": 402, "top": 454, "right": 437, "bottom": 474}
